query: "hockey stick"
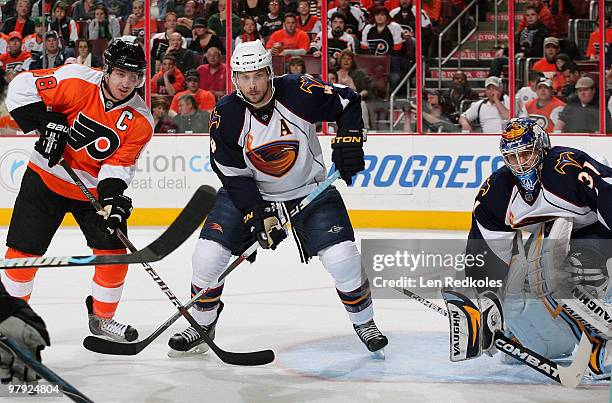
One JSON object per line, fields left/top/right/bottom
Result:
{"left": 60, "top": 163, "right": 274, "bottom": 366}
{"left": 83, "top": 171, "right": 342, "bottom": 356}
{"left": 394, "top": 287, "right": 592, "bottom": 388}
{"left": 0, "top": 185, "right": 215, "bottom": 269}
{"left": 0, "top": 334, "right": 94, "bottom": 403}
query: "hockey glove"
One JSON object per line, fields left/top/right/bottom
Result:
{"left": 98, "top": 194, "right": 133, "bottom": 235}
{"left": 244, "top": 202, "right": 287, "bottom": 250}
{"left": 34, "top": 112, "right": 70, "bottom": 168}
{"left": 0, "top": 299, "right": 50, "bottom": 383}
{"left": 331, "top": 129, "right": 365, "bottom": 186}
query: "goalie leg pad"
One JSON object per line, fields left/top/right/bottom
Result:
{"left": 503, "top": 298, "right": 576, "bottom": 359}
{"left": 442, "top": 290, "right": 482, "bottom": 362}
{"left": 319, "top": 241, "right": 373, "bottom": 324}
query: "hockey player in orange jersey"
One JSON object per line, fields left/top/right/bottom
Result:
{"left": 1, "top": 36, "right": 153, "bottom": 342}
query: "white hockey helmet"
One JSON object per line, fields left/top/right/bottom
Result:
{"left": 230, "top": 39, "right": 275, "bottom": 107}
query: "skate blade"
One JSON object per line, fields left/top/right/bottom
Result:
{"left": 167, "top": 344, "right": 210, "bottom": 358}
{"left": 372, "top": 348, "right": 385, "bottom": 360}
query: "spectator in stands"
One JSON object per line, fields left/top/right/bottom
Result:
{"left": 2, "top": 0, "right": 35, "bottom": 37}
{"left": 0, "top": 32, "right": 32, "bottom": 79}
{"left": 288, "top": 56, "right": 306, "bottom": 74}
{"left": 296, "top": 0, "right": 321, "bottom": 37}
{"left": 390, "top": 0, "right": 433, "bottom": 60}
{"left": 327, "top": 0, "right": 365, "bottom": 35}
{"left": 71, "top": 0, "right": 97, "bottom": 21}
{"left": 556, "top": 77, "right": 612, "bottom": 133}
{"left": 75, "top": 38, "right": 102, "bottom": 67}
{"left": 23, "top": 17, "right": 44, "bottom": 55}
{"left": 516, "top": 5, "right": 548, "bottom": 58}
{"left": 335, "top": 49, "right": 371, "bottom": 128}
{"left": 30, "top": 31, "right": 69, "bottom": 69}
{"left": 519, "top": 77, "right": 565, "bottom": 132}
{"left": 533, "top": 37, "right": 561, "bottom": 77}
{"left": 360, "top": 7, "right": 404, "bottom": 88}
{"left": 197, "top": 46, "right": 226, "bottom": 99}
{"left": 172, "top": 94, "right": 211, "bottom": 133}
{"left": 311, "top": 12, "right": 355, "bottom": 68}
{"left": 328, "top": 69, "right": 338, "bottom": 83}
{"left": 123, "top": 0, "right": 147, "bottom": 36}
{"left": 50, "top": 1, "right": 79, "bottom": 51}
{"left": 459, "top": 76, "right": 510, "bottom": 133}
{"left": 207, "top": 0, "right": 242, "bottom": 39}
{"left": 418, "top": 89, "right": 458, "bottom": 133}
{"left": 421, "top": 0, "right": 441, "bottom": 28}
{"left": 176, "top": 0, "right": 198, "bottom": 38}
{"left": 106, "top": 0, "right": 131, "bottom": 20}
{"left": 151, "top": 12, "right": 183, "bottom": 60}
{"left": 267, "top": 13, "right": 310, "bottom": 56}
{"left": 445, "top": 70, "right": 477, "bottom": 117}
{"left": 152, "top": 54, "right": 186, "bottom": 96}
{"left": 360, "top": 7, "right": 403, "bottom": 56}
{"left": 585, "top": 17, "right": 612, "bottom": 61}
{"left": 169, "top": 69, "right": 215, "bottom": 117}
{"left": 517, "top": 0, "right": 557, "bottom": 38}
{"left": 560, "top": 62, "right": 581, "bottom": 101}
{"left": 280, "top": 0, "right": 297, "bottom": 15}
{"left": 236, "top": 0, "right": 268, "bottom": 21}
{"left": 515, "top": 70, "right": 543, "bottom": 113}
{"left": 152, "top": 95, "right": 179, "bottom": 133}
{"left": 260, "top": 0, "right": 284, "bottom": 37}
{"left": 165, "top": 32, "right": 197, "bottom": 73}
{"left": 88, "top": 4, "right": 121, "bottom": 41}
{"left": 189, "top": 18, "right": 226, "bottom": 55}
{"left": 235, "top": 16, "right": 263, "bottom": 47}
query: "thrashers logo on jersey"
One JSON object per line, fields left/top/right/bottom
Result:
{"left": 554, "top": 152, "right": 581, "bottom": 175}
{"left": 69, "top": 112, "right": 121, "bottom": 160}
{"left": 246, "top": 135, "right": 299, "bottom": 178}
{"left": 299, "top": 75, "right": 333, "bottom": 95}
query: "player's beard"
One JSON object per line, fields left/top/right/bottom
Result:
{"left": 247, "top": 83, "right": 272, "bottom": 108}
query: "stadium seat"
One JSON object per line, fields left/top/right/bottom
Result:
{"left": 302, "top": 55, "right": 322, "bottom": 75}
{"left": 90, "top": 38, "right": 109, "bottom": 59}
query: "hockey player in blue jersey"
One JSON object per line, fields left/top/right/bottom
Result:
{"left": 167, "top": 40, "right": 388, "bottom": 357}
{"left": 463, "top": 117, "right": 612, "bottom": 378}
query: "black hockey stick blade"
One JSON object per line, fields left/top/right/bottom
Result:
{"left": 0, "top": 185, "right": 216, "bottom": 269}
{"left": 0, "top": 335, "right": 94, "bottom": 403}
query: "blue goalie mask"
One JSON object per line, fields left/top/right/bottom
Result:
{"left": 500, "top": 118, "right": 551, "bottom": 201}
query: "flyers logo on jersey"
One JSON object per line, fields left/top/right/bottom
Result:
{"left": 299, "top": 75, "right": 333, "bottom": 95}
{"left": 246, "top": 140, "right": 299, "bottom": 177}
{"left": 68, "top": 112, "right": 120, "bottom": 160}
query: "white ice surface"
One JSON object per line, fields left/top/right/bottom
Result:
{"left": 0, "top": 228, "right": 608, "bottom": 403}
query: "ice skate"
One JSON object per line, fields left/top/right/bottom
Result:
{"left": 353, "top": 319, "right": 388, "bottom": 358}
{"left": 167, "top": 301, "right": 224, "bottom": 358}
{"left": 86, "top": 295, "right": 138, "bottom": 342}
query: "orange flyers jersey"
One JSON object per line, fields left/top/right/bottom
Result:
{"left": 521, "top": 96, "right": 566, "bottom": 133}
{"left": 0, "top": 51, "right": 32, "bottom": 72}
{"left": 6, "top": 64, "right": 154, "bottom": 201}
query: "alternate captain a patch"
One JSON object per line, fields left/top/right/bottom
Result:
{"left": 246, "top": 137, "right": 299, "bottom": 177}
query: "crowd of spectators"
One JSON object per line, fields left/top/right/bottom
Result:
{"left": 0, "top": 0, "right": 609, "bottom": 135}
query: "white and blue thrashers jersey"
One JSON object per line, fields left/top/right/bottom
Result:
{"left": 209, "top": 74, "right": 363, "bottom": 211}
{"left": 466, "top": 146, "right": 612, "bottom": 281}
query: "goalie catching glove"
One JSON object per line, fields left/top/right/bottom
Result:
{"left": 244, "top": 202, "right": 286, "bottom": 250}
{"left": 331, "top": 129, "right": 365, "bottom": 186}
{"left": 34, "top": 112, "right": 70, "bottom": 168}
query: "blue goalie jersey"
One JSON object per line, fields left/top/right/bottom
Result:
{"left": 209, "top": 74, "right": 364, "bottom": 211}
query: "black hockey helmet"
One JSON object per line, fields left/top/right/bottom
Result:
{"left": 103, "top": 36, "right": 147, "bottom": 76}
